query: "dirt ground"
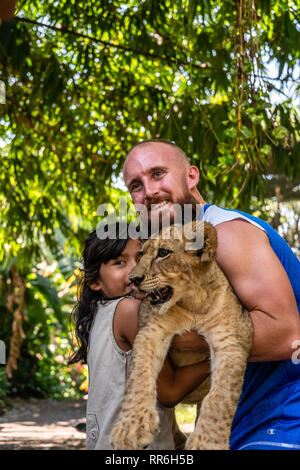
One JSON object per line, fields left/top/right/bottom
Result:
{"left": 0, "top": 397, "right": 87, "bottom": 450}
{"left": 0, "top": 397, "right": 193, "bottom": 450}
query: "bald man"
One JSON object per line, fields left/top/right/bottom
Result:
{"left": 124, "top": 140, "right": 202, "bottom": 227}
{"left": 123, "top": 139, "right": 300, "bottom": 450}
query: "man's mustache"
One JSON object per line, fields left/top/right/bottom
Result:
{"left": 142, "top": 195, "right": 200, "bottom": 222}
{"left": 146, "top": 198, "right": 171, "bottom": 210}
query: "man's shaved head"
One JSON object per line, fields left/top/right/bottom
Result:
{"left": 125, "top": 139, "right": 191, "bottom": 172}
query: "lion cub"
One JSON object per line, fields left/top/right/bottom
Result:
{"left": 110, "top": 221, "right": 253, "bottom": 450}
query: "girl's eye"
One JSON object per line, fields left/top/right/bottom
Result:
{"left": 114, "top": 260, "right": 125, "bottom": 265}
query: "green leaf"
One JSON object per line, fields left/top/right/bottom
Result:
{"left": 261, "top": 144, "right": 272, "bottom": 155}
{"left": 241, "top": 126, "right": 252, "bottom": 139}
{"left": 29, "top": 274, "right": 65, "bottom": 327}
{"left": 224, "top": 127, "right": 237, "bottom": 138}
{"left": 272, "top": 126, "right": 288, "bottom": 140}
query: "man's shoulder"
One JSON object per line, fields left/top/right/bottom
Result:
{"left": 214, "top": 218, "right": 270, "bottom": 284}
{"left": 215, "top": 217, "right": 268, "bottom": 246}
{"left": 203, "top": 204, "right": 268, "bottom": 238}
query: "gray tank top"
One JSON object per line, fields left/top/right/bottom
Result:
{"left": 86, "top": 296, "right": 175, "bottom": 450}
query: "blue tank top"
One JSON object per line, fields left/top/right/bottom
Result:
{"left": 201, "top": 204, "right": 300, "bottom": 449}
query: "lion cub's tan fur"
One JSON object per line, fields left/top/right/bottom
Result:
{"left": 111, "top": 221, "right": 253, "bottom": 450}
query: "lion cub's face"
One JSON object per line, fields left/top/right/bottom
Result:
{"left": 130, "top": 222, "right": 217, "bottom": 313}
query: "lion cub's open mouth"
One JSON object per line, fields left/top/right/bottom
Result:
{"left": 150, "top": 286, "right": 173, "bottom": 305}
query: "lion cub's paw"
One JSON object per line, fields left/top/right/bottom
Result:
{"left": 185, "top": 433, "right": 204, "bottom": 450}
{"left": 110, "top": 408, "right": 159, "bottom": 450}
{"left": 185, "top": 432, "right": 228, "bottom": 450}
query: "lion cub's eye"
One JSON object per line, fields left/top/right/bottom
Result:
{"left": 157, "top": 248, "right": 172, "bottom": 258}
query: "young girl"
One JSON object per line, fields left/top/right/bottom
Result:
{"left": 69, "top": 222, "right": 210, "bottom": 450}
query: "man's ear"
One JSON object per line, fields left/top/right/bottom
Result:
{"left": 187, "top": 165, "right": 200, "bottom": 191}
{"left": 196, "top": 223, "right": 218, "bottom": 263}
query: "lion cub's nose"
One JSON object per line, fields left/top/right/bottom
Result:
{"left": 130, "top": 275, "right": 145, "bottom": 287}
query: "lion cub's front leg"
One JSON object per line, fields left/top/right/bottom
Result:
{"left": 185, "top": 324, "right": 252, "bottom": 450}
{"left": 110, "top": 314, "right": 177, "bottom": 450}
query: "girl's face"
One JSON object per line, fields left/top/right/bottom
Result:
{"left": 90, "top": 239, "right": 142, "bottom": 299}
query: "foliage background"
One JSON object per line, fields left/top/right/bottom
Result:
{"left": 0, "top": 0, "right": 299, "bottom": 405}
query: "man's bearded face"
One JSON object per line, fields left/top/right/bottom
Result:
{"left": 143, "top": 184, "right": 200, "bottom": 229}
{"left": 123, "top": 143, "right": 201, "bottom": 233}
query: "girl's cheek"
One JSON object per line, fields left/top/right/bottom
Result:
{"left": 118, "top": 270, "right": 129, "bottom": 282}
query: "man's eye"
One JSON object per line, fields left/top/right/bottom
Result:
{"left": 131, "top": 183, "right": 142, "bottom": 192}
{"left": 153, "top": 170, "right": 163, "bottom": 178}
{"left": 157, "top": 248, "right": 172, "bottom": 258}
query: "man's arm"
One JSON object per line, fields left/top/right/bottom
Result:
{"left": 115, "top": 298, "right": 210, "bottom": 407}
{"left": 216, "top": 219, "right": 300, "bottom": 361}
{"left": 172, "top": 219, "right": 300, "bottom": 362}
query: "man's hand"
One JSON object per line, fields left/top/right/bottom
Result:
{"left": 171, "top": 330, "right": 210, "bottom": 354}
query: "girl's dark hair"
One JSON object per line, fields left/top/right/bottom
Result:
{"left": 69, "top": 222, "right": 131, "bottom": 364}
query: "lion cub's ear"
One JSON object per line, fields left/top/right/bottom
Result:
{"left": 183, "top": 220, "right": 218, "bottom": 263}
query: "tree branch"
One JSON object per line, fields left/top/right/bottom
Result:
{"left": 13, "top": 16, "right": 299, "bottom": 84}
{"left": 15, "top": 16, "right": 207, "bottom": 71}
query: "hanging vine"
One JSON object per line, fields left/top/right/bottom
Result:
{"left": 5, "top": 263, "right": 26, "bottom": 379}
{"left": 228, "top": 0, "right": 266, "bottom": 206}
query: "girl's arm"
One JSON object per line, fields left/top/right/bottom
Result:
{"left": 114, "top": 297, "right": 210, "bottom": 408}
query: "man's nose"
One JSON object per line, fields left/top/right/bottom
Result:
{"left": 143, "top": 180, "right": 159, "bottom": 201}
{"left": 130, "top": 275, "right": 145, "bottom": 287}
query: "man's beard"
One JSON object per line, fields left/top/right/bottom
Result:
{"left": 138, "top": 191, "right": 202, "bottom": 240}
{"left": 173, "top": 193, "right": 201, "bottom": 223}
